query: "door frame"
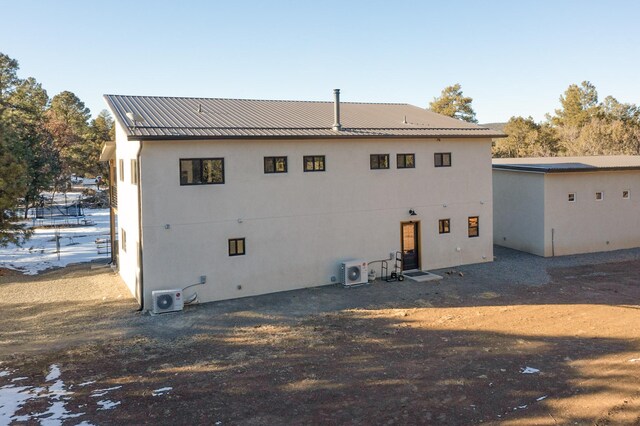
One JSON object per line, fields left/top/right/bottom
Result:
{"left": 400, "top": 221, "right": 421, "bottom": 271}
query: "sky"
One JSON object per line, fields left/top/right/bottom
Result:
{"left": 2, "top": 0, "right": 639, "bottom": 123}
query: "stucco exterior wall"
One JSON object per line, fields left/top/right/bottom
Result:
{"left": 543, "top": 171, "right": 640, "bottom": 256}
{"left": 134, "top": 137, "right": 493, "bottom": 307}
{"left": 492, "top": 170, "right": 545, "bottom": 256}
{"left": 114, "top": 122, "right": 141, "bottom": 300}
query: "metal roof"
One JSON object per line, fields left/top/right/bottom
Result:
{"left": 104, "top": 94, "right": 505, "bottom": 140}
{"left": 492, "top": 156, "right": 640, "bottom": 173}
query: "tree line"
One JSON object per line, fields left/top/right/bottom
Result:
{"left": 0, "top": 52, "right": 113, "bottom": 246}
{"left": 429, "top": 82, "right": 640, "bottom": 158}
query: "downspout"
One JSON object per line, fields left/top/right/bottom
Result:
{"left": 136, "top": 141, "right": 145, "bottom": 311}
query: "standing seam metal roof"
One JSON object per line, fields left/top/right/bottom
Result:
{"left": 104, "top": 94, "right": 506, "bottom": 140}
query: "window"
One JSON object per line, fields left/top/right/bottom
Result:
{"left": 439, "top": 219, "right": 450, "bottom": 234}
{"left": 595, "top": 192, "right": 603, "bottom": 201}
{"left": 264, "top": 156, "right": 287, "bottom": 174}
{"left": 130, "top": 159, "right": 138, "bottom": 185}
{"left": 228, "top": 238, "right": 245, "bottom": 256}
{"left": 434, "top": 152, "right": 452, "bottom": 167}
{"left": 121, "top": 229, "right": 127, "bottom": 253}
{"left": 468, "top": 216, "right": 479, "bottom": 238}
{"left": 623, "top": 190, "right": 630, "bottom": 199}
{"left": 568, "top": 193, "right": 576, "bottom": 202}
{"left": 397, "top": 153, "right": 415, "bottom": 169}
{"left": 180, "top": 158, "right": 224, "bottom": 185}
{"left": 370, "top": 154, "right": 390, "bottom": 169}
{"left": 303, "top": 155, "right": 325, "bottom": 172}
{"left": 119, "top": 159, "right": 124, "bottom": 181}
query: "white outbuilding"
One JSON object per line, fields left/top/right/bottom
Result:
{"left": 102, "top": 90, "right": 503, "bottom": 311}
{"left": 493, "top": 156, "right": 640, "bottom": 257}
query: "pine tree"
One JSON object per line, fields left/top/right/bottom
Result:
{"left": 428, "top": 84, "right": 478, "bottom": 123}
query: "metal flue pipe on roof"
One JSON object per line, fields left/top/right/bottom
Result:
{"left": 332, "top": 89, "right": 342, "bottom": 131}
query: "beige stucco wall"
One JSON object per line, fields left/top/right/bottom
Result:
{"left": 128, "top": 137, "right": 493, "bottom": 308}
{"left": 543, "top": 171, "right": 640, "bottom": 256}
{"left": 114, "top": 123, "right": 141, "bottom": 300}
{"left": 492, "top": 170, "right": 545, "bottom": 256}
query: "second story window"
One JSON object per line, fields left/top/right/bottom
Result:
{"left": 264, "top": 156, "right": 287, "bottom": 174}
{"left": 397, "top": 153, "right": 415, "bottom": 169}
{"left": 131, "top": 159, "right": 138, "bottom": 185}
{"left": 468, "top": 216, "right": 479, "bottom": 238}
{"left": 118, "top": 159, "right": 124, "bottom": 181}
{"left": 370, "top": 154, "right": 390, "bottom": 169}
{"left": 439, "top": 219, "right": 450, "bottom": 234}
{"left": 180, "top": 158, "right": 224, "bottom": 185}
{"left": 304, "top": 155, "right": 325, "bottom": 172}
{"left": 434, "top": 152, "right": 452, "bottom": 167}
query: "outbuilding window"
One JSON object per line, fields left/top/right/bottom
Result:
{"left": 595, "top": 192, "right": 603, "bottom": 201}
{"left": 623, "top": 190, "right": 630, "bottom": 199}
{"left": 468, "top": 216, "right": 479, "bottom": 238}
{"left": 439, "top": 219, "right": 450, "bottom": 234}
{"left": 434, "top": 152, "right": 452, "bottom": 167}
{"left": 370, "top": 154, "right": 390, "bottom": 169}
{"left": 264, "top": 156, "right": 287, "bottom": 174}
{"left": 229, "top": 238, "right": 245, "bottom": 256}
{"left": 397, "top": 153, "right": 415, "bottom": 169}
{"left": 180, "top": 158, "right": 224, "bottom": 185}
{"left": 568, "top": 193, "right": 576, "bottom": 202}
{"left": 303, "top": 155, "right": 325, "bottom": 172}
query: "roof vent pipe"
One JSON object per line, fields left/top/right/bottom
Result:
{"left": 332, "top": 89, "right": 342, "bottom": 131}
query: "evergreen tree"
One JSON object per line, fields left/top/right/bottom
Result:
{"left": 429, "top": 83, "right": 478, "bottom": 123}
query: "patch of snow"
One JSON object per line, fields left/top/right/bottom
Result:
{"left": 521, "top": 367, "right": 540, "bottom": 374}
{"left": 75, "top": 421, "right": 96, "bottom": 426}
{"left": 536, "top": 395, "right": 548, "bottom": 401}
{"left": 77, "top": 381, "right": 96, "bottom": 387}
{"left": 90, "top": 385, "right": 122, "bottom": 398}
{"left": 46, "top": 364, "right": 61, "bottom": 381}
{"left": 96, "top": 399, "right": 120, "bottom": 410}
{"left": 0, "top": 384, "right": 34, "bottom": 424}
{"left": 11, "top": 377, "right": 28, "bottom": 382}
{"left": 0, "top": 370, "right": 10, "bottom": 377}
{"left": 152, "top": 387, "right": 172, "bottom": 396}
{"left": 0, "top": 205, "right": 111, "bottom": 275}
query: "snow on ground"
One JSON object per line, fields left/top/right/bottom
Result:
{"left": 0, "top": 207, "right": 111, "bottom": 275}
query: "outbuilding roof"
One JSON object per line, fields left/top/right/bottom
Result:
{"left": 104, "top": 94, "right": 505, "bottom": 140}
{"left": 492, "top": 156, "right": 640, "bottom": 173}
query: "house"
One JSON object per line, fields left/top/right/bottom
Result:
{"left": 101, "top": 90, "right": 503, "bottom": 310}
{"left": 493, "top": 156, "right": 640, "bottom": 257}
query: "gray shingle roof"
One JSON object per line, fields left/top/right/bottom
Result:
{"left": 493, "top": 156, "right": 640, "bottom": 173}
{"left": 104, "top": 94, "right": 505, "bottom": 140}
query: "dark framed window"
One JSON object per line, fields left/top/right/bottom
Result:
{"left": 121, "top": 229, "right": 127, "bottom": 252}
{"left": 264, "top": 156, "right": 287, "bottom": 174}
{"left": 434, "top": 152, "right": 452, "bottom": 167}
{"left": 397, "top": 153, "right": 415, "bottom": 169}
{"left": 468, "top": 216, "right": 479, "bottom": 238}
{"left": 304, "top": 155, "right": 325, "bottom": 172}
{"left": 228, "top": 238, "right": 245, "bottom": 256}
{"left": 568, "top": 193, "right": 576, "bottom": 202}
{"left": 130, "top": 159, "right": 138, "bottom": 185}
{"left": 623, "top": 190, "right": 630, "bottom": 199}
{"left": 370, "top": 154, "right": 390, "bottom": 169}
{"left": 118, "top": 159, "right": 124, "bottom": 181}
{"left": 595, "top": 192, "right": 603, "bottom": 201}
{"left": 180, "top": 158, "right": 224, "bottom": 185}
{"left": 439, "top": 219, "right": 450, "bottom": 234}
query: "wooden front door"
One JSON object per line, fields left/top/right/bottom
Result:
{"left": 401, "top": 221, "right": 420, "bottom": 271}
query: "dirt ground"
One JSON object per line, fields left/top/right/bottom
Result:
{"left": 1, "top": 249, "right": 640, "bottom": 425}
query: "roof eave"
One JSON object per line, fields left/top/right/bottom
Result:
{"left": 492, "top": 165, "right": 640, "bottom": 173}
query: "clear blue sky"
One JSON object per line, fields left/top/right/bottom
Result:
{"left": 2, "top": 0, "right": 639, "bottom": 123}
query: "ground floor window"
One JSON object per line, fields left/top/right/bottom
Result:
{"left": 438, "top": 219, "right": 450, "bottom": 234}
{"left": 468, "top": 216, "right": 479, "bottom": 238}
{"left": 229, "top": 238, "right": 245, "bottom": 256}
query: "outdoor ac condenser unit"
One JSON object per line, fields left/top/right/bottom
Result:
{"left": 341, "top": 259, "right": 368, "bottom": 287}
{"left": 152, "top": 289, "right": 184, "bottom": 314}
